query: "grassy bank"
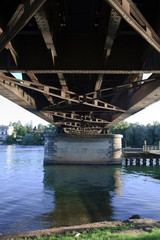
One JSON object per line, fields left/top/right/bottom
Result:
{"left": 3, "top": 219, "right": 160, "bottom": 240}
{"left": 16, "top": 225, "right": 160, "bottom": 240}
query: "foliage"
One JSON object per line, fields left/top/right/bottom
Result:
{"left": 16, "top": 226, "right": 160, "bottom": 240}
{"left": 111, "top": 121, "right": 160, "bottom": 148}
{"left": 5, "top": 135, "right": 15, "bottom": 144}
{"left": 4, "top": 120, "right": 160, "bottom": 147}
{"left": 4, "top": 121, "right": 56, "bottom": 145}
{"left": 21, "top": 133, "right": 43, "bottom": 145}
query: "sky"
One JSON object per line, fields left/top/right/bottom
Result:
{"left": 0, "top": 73, "right": 160, "bottom": 127}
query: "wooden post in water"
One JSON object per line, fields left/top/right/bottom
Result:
{"left": 143, "top": 158, "right": 146, "bottom": 166}
{"left": 156, "top": 158, "right": 159, "bottom": 166}
{"left": 130, "top": 158, "right": 133, "bottom": 166}
{"left": 150, "top": 158, "right": 153, "bottom": 166}
{"left": 136, "top": 158, "right": 140, "bottom": 165}
{"left": 125, "top": 158, "right": 128, "bottom": 166}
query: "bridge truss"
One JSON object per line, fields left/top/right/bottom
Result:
{"left": 0, "top": 0, "right": 160, "bottom": 134}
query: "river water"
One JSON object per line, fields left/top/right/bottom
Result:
{"left": 0, "top": 145, "right": 160, "bottom": 234}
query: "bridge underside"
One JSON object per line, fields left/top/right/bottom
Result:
{"left": 0, "top": 0, "right": 160, "bottom": 134}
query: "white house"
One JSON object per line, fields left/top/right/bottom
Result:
{"left": 0, "top": 125, "right": 14, "bottom": 140}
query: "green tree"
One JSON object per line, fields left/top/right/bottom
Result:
{"left": 154, "top": 124, "right": 160, "bottom": 144}
{"left": 5, "top": 135, "right": 15, "bottom": 144}
{"left": 22, "top": 133, "right": 43, "bottom": 145}
{"left": 125, "top": 127, "right": 134, "bottom": 147}
{"left": 38, "top": 123, "right": 43, "bottom": 131}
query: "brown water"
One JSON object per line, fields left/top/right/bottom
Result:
{"left": 0, "top": 145, "right": 160, "bottom": 234}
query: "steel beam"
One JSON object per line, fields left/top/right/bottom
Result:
{"left": 0, "top": 74, "right": 109, "bottom": 127}
{"left": 106, "top": 0, "right": 160, "bottom": 53}
{"left": 0, "top": 74, "right": 53, "bottom": 124}
{"left": 62, "top": 123, "right": 103, "bottom": 129}
{"left": 94, "top": 74, "right": 103, "bottom": 94}
{"left": 107, "top": 76, "right": 160, "bottom": 127}
{"left": 34, "top": 8, "right": 57, "bottom": 64}
{"left": 2, "top": 70, "right": 159, "bottom": 74}
{"left": 57, "top": 72, "right": 70, "bottom": 99}
{"left": 26, "top": 72, "right": 54, "bottom": 104}
{"left": 104, "top": 9, "right": 121, "bottom": 64}
{"left": 86, "top": 77, "right": 158, "bottom": 100}
{"left": 0, "top": 28, "right": 18, "bottom": 65}
{"left": 0, "top": 0, "right": 46, "bottom": 52}
{"left": 26, "top": 72, "right": 38, "bottom": 82}
{"left": 57, "top": 72, "right": 68, "bottom": 91}
{"left": 0, "top": 74, "right": 125, "bottom": 112}
{"left": 63, "top": 128, "right": 102, "bottom": 135}
{"left": 111, "top": 74, "right": 142, "bottom": 104}
{"left": 45, "top": 111, "right": 110, "bottom": 124}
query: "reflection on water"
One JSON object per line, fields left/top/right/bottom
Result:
{"left": 114, "top": 169, "right": 123, "bottom": 196}
{"left": 43, "top": 165, "right": 121, "bottom": 226}
{"left": 0, "top": 145, "right": 160, "bottom": 234}
{"left": 6, "top": 145, "right": 14, "bottom": 169}
{"left": 112, "top": 166, "right": 160, "bottom": 221}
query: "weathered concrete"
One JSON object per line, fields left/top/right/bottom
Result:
{"left": 44, "top": 133, "right": 123, "bottom": 165}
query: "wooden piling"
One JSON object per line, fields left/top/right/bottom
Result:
{"left": 125, "top": 158, "right": 128, "bottom": 166}
{"left": 123, "top": 150, "right": 160, "bottom": 166}
{"left": 143, "top": 158, "right": 146, "bottom": 166}
{"left": 156, "top": 158, "right": 159, "bottom": 166}
{"left": 150, "top": 158, "right": 153, "bottom": 165}
{"left": 136, "top": 158, "right": 140, "bottom": 165}
{"left": 132, "top": 159, "right": 135, "bottom": 165}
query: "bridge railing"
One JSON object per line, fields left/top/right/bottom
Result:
{"left": 143, "top": 145, "right": 160, "bottom": 151}
{"left": 123, "top": 148, "right": 143, "bottom": 152}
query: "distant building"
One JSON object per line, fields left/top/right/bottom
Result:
{"left": 0, "top": 125, "right": 14, "bottom": 141}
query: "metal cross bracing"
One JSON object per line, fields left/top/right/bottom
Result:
{"left": 0, "top": 74, "right": 125, "bottom": 112}
{"left": 0, "top": 73, "right": 125, "bottom": 130}
{"left": 0, "top": 1, "right": 160, "bottom": 134}
{"left": 0, "top": 72, "right": 160, "bottom": 130}
{"left": 0, "top": 0, "right": 160, "bottom": 71}
{"left": 43, "top": 112, "right": 110, "bottom": 124}
{"left": 63, "top": 128, "right": 103, "bottom": 135}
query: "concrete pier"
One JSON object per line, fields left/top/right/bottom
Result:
{"left": 44, "top": 133, "right": 123, "bottom": 165}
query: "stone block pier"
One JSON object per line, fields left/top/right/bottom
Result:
{"left": 44, "top": 133, "right": 123, "bottom": 165}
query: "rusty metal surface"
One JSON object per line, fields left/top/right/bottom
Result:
{"left": 0, "top": 0, "right": 159, "bottom": 132}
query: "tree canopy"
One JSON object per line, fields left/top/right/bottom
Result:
{"left": 5, "top": 122, "right": 55, "bottom": 145}
{"left": 111, "top": 121, "right": 160, "bottom": 148}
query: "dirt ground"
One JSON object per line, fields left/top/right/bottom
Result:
{"left": 1, "top": 218, "right": 160, "bottom": 239}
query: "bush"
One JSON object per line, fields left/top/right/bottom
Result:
{"left": 22, "top": 133, "right": 43, "bottom": 145}
{"left": 5, "top": 135, "right": 15, "bottom": 144}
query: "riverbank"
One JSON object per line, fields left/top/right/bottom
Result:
{"left": 1, "top": 218, "right": 160, "bottom": 240}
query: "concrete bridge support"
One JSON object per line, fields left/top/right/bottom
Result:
{"left": 44, "top": 133, "right": 123, "bottom": 165}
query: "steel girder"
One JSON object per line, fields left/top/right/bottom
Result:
{"left": 0, "top": 74, "right": 125, "bottom": 113}
{"left": 0, "top": 0, "right": 47, "bottom": 52}
{"left": 106, "top": 0, "right": 160, "bottom": 53}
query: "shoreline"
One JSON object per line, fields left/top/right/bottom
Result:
{"left": 1, "top": 218, "right": 160, "bottom": 240}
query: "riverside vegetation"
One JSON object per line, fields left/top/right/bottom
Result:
{"left": 21, "top": 230, "right": 160, "bottom": 240}
{"left": 4, "top": 120, "right": 160, "bottom": 146}
{"left": 8, "top": 224, "right": 160, "bottom": 240}
{"left": 4, "top": 121, "right": 55, "bottom": 145}
{"left": 111, "top": 121, "right": 160, "bottom": 148}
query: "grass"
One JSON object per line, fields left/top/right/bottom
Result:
{"left": 16, "top": 224, "right": 160, "bottom": 240}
